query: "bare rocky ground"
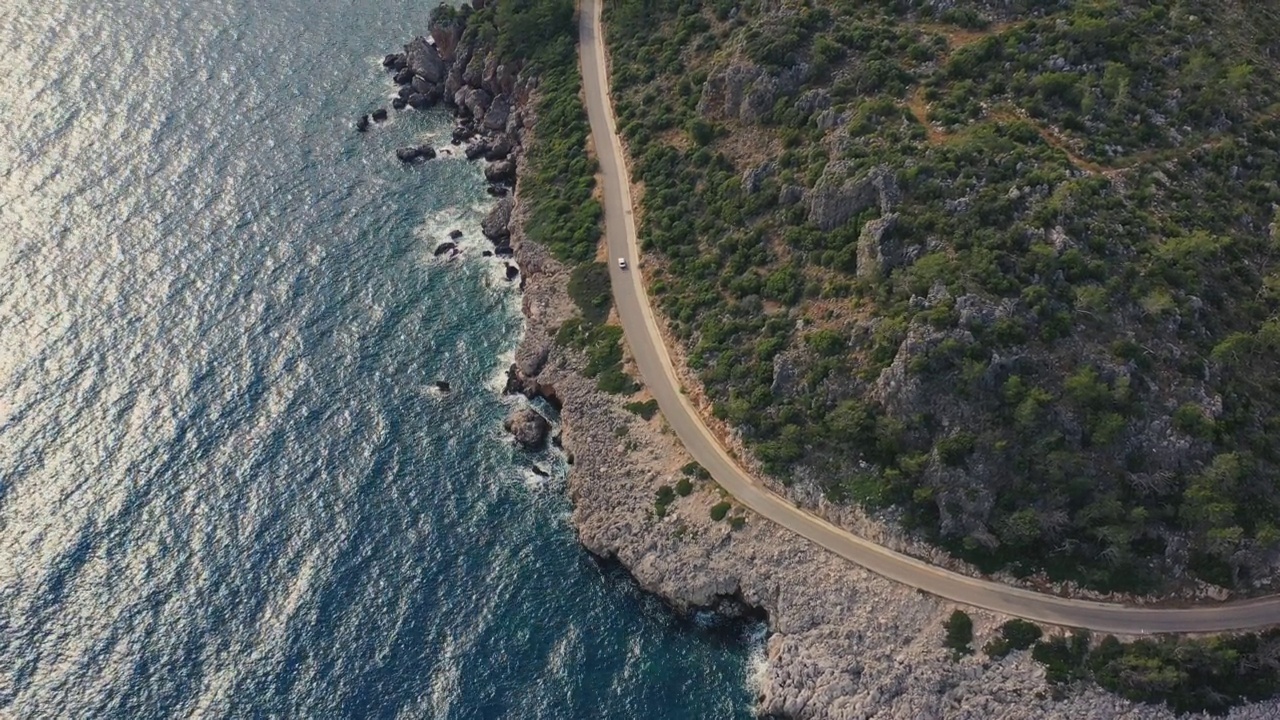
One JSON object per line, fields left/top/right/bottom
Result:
{"left": 499, "top": 178, "right": 1280, "bottom": 720}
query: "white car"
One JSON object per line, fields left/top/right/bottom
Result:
{"left": 617, "top": 257, "right": 628, "bottom": 269}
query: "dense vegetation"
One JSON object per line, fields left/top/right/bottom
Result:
{"left": 603, "top": 0, "right": 1280, "bottom": 592}
{"left": 1032, "top": 629, "right": 1280, "bottom": 715}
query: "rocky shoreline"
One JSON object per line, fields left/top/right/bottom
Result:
{"left": 382, "top": 10, "right": 1280, "bottom": 720}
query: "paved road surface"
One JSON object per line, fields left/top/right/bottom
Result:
{"left": 577, "top": 0, "right": 1280, "bottom": 634}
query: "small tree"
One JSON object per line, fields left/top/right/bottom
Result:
{"left": 944, "top": 610, "right": 974, "bottom": 656}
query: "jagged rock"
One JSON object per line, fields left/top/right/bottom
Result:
{"left": 697, "top": 62, "right": 804, "bottom": 123}
{"left": 485, "top": 159, "right": 516, "bottom": 184}
{"left": 452, "top": 123, "right": 477, "bottom": 144}
{"left": 697, "top": 64, "right": 763, "bottom": 120}
{"left": 444, "top": 59, "right": 466, "bottom": 100}
{"left": 771, "top": 346, "right": 811, "bottom": 397}
{"left": 463, "top": 51, "right": 486, "bottom": 89}
{"left": 407, "top": 93, "right": 430, "bottom": 109}
{"left": 454, "top": 86, "right": 492, "bottom": 119}
{"left": 395, "top": 145, "right": 436, "bottom": 163}
{"left": 482, "top": 196, "right": 514, "bottom": 240}
{"left": 504, "top": 407, "right": 551, "bottom": 450}
{"left": 449, "top": 229, "right": 463, "bottom": 240}
{"left": 493, "top": 244, "right": 514, "bottom": 257}
{"left": 371, "top": 108, "right": 388, "bottom": 122}
{"left": 793, "top": 88, "right": 831, "bottom": 117}
{"left": 518, "top": 341, "right": 551, "bottom": 377}
{"left": 429, "top": 16, "right": 466, "bottom": 61}
{"left": 483, "top": 95, "right": 512, "bottom": 132}
{"left": 743, "top": 162, "right": 775, "bottom": 194}
{"left": 856, "top": 213, "right": 900, "bottom": 279}
{"left": 505, "top": 263, "right": 519, "bottom": 281}
{"left": 483, "top": 137, "right": 513, "bottom": 162}
{"left": 482, "top": 250, "right": 493, "bottom": 257}
{"left": 778, "top": 185, "right": 805, "bottom": 206}
{"left": 404, "top": 35, "right": 447, "bottom": 84}
{"left": 393, "top": 68, "right": 414, "bottom": 85}
{"left": 504, "top": 363, "right": 563, "bottom": 410}
{"left": 411, "top": 75, "right": 433, "bottom": 96}
{"left": 391, "top": 97, "right": 407, "bottom": 110}
{"left": 354, "top": 114, "right": 370, "bottom": 132}
{"left": 434, "top": 380, "right": 451, "bottom": 392}
{"left": 807, "top": 163, "right": 898, "bottom": 231}
{"left": 465, "top": 140, "right": 490, "bottom": 160}
{"left": 494, "top": 63, "right": 519, "bottom": 96}
{"left": 433, "top": 242, "right": 456, "bottom": 257}
{"left": 382, "top": 52, "right": 407, "bottom": 70}
{"left": 397, "top": 85, "right": 414, "bottom": 100}
{"left": 486, "top": 185, "right": 509, "bottom": 198}
{"left": 531, "top": 464, "right": 550, "bottom": 478}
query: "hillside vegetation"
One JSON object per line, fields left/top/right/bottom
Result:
{"left": 603, "top": 0, "right": 1280, "bottom": 592}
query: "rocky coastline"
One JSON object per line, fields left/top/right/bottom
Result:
{"left": 381, "top": 10, "right": 1280, "bottom": 720}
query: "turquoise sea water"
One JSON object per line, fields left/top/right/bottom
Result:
{"left": 0, "top": 1, "right": 757, "bottom": 716}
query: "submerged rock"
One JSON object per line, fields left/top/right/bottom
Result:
{"left": 391, "top": 97, "right": 407, "bottom": 110}
{"left": 505, "top": 263, "right": 519, "bottom": 281}
{"left": 371, "top": 108, "right": 388, "bottom": 122}
{"left": 449, "top": 229, "right": 463, "bottom": 240}
{"left": 435, "top": 380, "right": 451, "bottom": 392}
{"left": 433, "top": 242, "right": 456, "bottom": 257}
{"left": 355, "top": 114, "right": 370, "bottom": 132}
{"left": 395, "top": 145, "right": 436, "bottom": 163}
{"left": 504, "top": 407, "right": 551, "bottom": 450}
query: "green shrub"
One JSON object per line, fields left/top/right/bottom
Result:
{"left": 682, "top": 462, "right": 711, "bottom": 480}
{"left": 675, "top": 477, "right": 694, "bottom": 496}
{"left": 987, "top": 619, "right": 1043, "bottom": 657}
{"left": 943, "top": 610, "right": 974, "bottom": 656}
{"left": 654, "top": 484, "right": 676, "bottom": 517}
{"left": 728, "top": 516, "right": 746, "bottom": 530}
{"left": 710, "top": 501, "right": 732, "bottom": 521}
{"left": 568, "top": 262, "right": 613, "bottom": 325}
{"left": 624, "top": 398, "right": 660, "bottom": 420}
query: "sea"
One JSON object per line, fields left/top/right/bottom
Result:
{"left": 0, "top": 0, "right": 760, "bottom": 717}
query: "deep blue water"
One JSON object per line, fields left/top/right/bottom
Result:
{"left": 0, "top": 1, "right": 757, "bottom": 716}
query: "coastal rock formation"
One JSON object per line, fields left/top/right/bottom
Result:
{"left": 395, "top": 145, "right": 436, "bottom": 163}
{"left": 504, "top": 407, "right": 550, "bottom": 449}
{"left": 354, "top": 114, "right": 370, "bottom": 132}
{"left": 482, "top": 196, "right": 514, "bottom": 240}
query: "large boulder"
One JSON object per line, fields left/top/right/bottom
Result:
{"left": 482, "top": 95, "right": 512, "bottom": 132}
{"left": 404, "top": 36, "right": 447, "bottom": 84}
{"left": 395, "top": 145, "right": 437, "bottom": 163}
{"left": 411, "top": 75, "right": 433, "bottom": 96}
{"left": 485, "top": 159, "right": 516, "bottom": 185}
{"left": 856, "top": 213, "right": 900, "bottom": 279}
{"left": 482, "top": 196, "right": 514, "bottom": 240}
{"left": 382, "top": 53, "right": 408, "bottom": 70}
{"left": 504, "top": 407, "right": 551, "bottom": 449}
{"left": 807, "top": 163, "right": 898, "bottom": 231}
{"left": 454, "top": 87, "right": 492, "bottom": 120}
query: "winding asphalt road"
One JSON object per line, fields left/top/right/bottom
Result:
{"left": 577, "top": 0, "right": 1280, "bottom": 634}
